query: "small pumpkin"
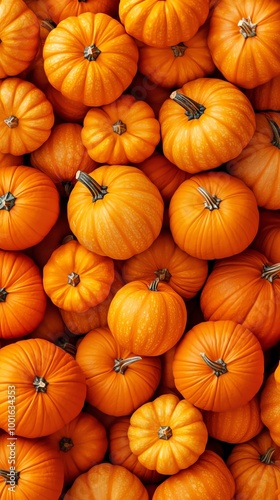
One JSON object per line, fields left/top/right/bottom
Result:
{"left": 260, "top": 367, "right": 280, "bottom": 446}
{"left": 251, "top": 209, "right": 280, "bottom": 263}
{"left": 45, "top": 0, "right": 119, "bottom": 23}
{"left": 245, "top": 74, "right": 280, "bottom": 112}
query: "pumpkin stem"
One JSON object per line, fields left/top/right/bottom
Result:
{"left": 59, "top": 437, "right": 74, "bottom": 452}
{"left": 33, "top": 376, "right": 49, "bottom": 393}
{"left": 84, "top": 44, "right": 101, "bottom": 61}
{"left": 170, "top": 91, "right": 206, "bottom": 120}
{"left": 4, "top": 115, "right": 19, "bottom": 128}
{"left": 154, "top": 268, "right": 172, "bottom": 282}
{"left": 0, "top": 469, "right": 20, "bottom": 484}
{"left": 158, "top": 425, "right": 173, "bottom": 440}
{"left": 259, "top": 447, "right": 275, "bottom": 464}
{"left": 238, "top": 17, "right": 257, "bottom": 39}
{"left": 56, "top": 336, "right": 77, "bottom": 357}
{"left": 0, "top": 288, "right": 8, "bottom": 302}
{"left": 197, "top": 186, "right": 221, "bottom": 210}
{"left": 171, "top": 42, "right": 187, "bottom": 57}
{"left": 148, "top": 277, "right": 160, "bottom": 291}
{"left": 112, "top": 119, "right": 127, "bottom": 135}
{"left": 261, "top": 263, "right": 280, "bottom": 282}
{"left": 200, "top": 353, "right": 228, "bottom": 377}
{"left": 76, "top": 170, "right": 108, "bottom": 202}
{"left": 67, "top": 272, "right": 80, "bottom": 287}
{"left": 0, "top": 192, "right": 16, "bottom": 211}
{"left": 40, "top": 18, "right": 57, "bottom": 32}
{"left": 267, "top": 118, "right": 280, "bottom": 149}
{"left": 114, "top": 356, "right": 142, "bottom": 374}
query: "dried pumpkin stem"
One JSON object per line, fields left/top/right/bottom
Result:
{"left": 59, "top": 437, "right": 74, "bottom": 452}
{"left": 0, "top": 288, "right": 8, "bottom": 302}
{"left": 261, "top": 263, "right": 280, "bottom": 282}
{"left": 158, "top": 425, "right": 173, "bottom": 440}
{"left": 148, "top": 277, "right": 160, "bottom": 291}
{"left": 238, "top": 17, "right": 257, "bottom": 39}
{"left": 197, "top": 186, "right": 221, "bottom": 210}
{"left": 114, "top": 356, "right": 142, "bottom": 374}
{"left": 40, "top": 18, "right": 57, "bottom": 31}
{"left": 76, "top": 170, "right": 108, "bottom": 202}
{"left": 68, "top": 272, "right": 80, "bottom": 287}
{"left": 259, "top": 447, "right": 275, "bottom": 464}
{"left": 170, "top": 91, "right": 206, "bottom": 120}
{"left": 4, "top": 115, "right": 18, "bottom": 128}
{"left": 56, "top": 337, "right": 77, "bottom": 357}
{"left": 0, "top": 469, "right": 20, "bottom": 484}
{"left": 84, "top": 44, "right": 101, "bottom": 61}
{"left": 171, "top": 42, "right": 187, "bottom": 57}
{"left": 0, "top": 192, "right": 16, "bottom": 211}
{"left": 154, "top": 268, "right": 172, "bottom": 282}
{"left": 112, "top": 119, "right": 127, "bottom": 135}
{"left": 200, "top": 353, "right": 228, "bottom": 377}
{"left": 267, "top": 118, "right": 280, "bottom": 149}
{"left": 33, "top": 376, "right": 49, "bottom": 393}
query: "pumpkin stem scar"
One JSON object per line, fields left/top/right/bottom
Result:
{"left": 33, "top": 376, "right": 49, "bottom": 392}
{"left": 84, "top": 44, "right": 101, "bottom": 61}
{"left": 4, "top": 115, "right": 19, "bottom": 128}
{"left": 170, "top": 91, "right": 206, "bottom": 120}
{"left": 154, "top": 268, "right": 172, "bottom": 282}
{"left": 0, "top": 288, "right": 8, "bottom": 302}
{"left": 59, "top": 437, "right": 74, "bottom": 452}
{"left": 171, "top": 42, "right": 187, "bottom": 57}
{"left": 114, "top": 356, "right": 142, "bottom": 374}
{"left": 68, "top": 272, "right": 80, "bottom": 287}
{"left": 200, "top": 353, "right": 228, "bottom": 376}
{"left": 158, "top": 425, "right": 173, "bottom": 440}
{"left": 238, "top": 17, "right": 257, "bottom": 39}
{"left": 0, "top": 192, "right": 16, "bottom": 211}
{"left": 112, "top": 119, "right": 127, "bottom": 135}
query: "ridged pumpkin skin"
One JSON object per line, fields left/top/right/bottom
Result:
{"left": 153, "top": 450, "right": 235, "bottom": 499}
{"left": 260, "top": 368, "right": 280, "bottom": 446}
{"left": 0, "top": 433, "right": 64, "bottom": 499}
{"left": 43, "top": 12, "right": 139, "bottom": 107}
{"left": 67, "top": 166, "right": 164, "bottom": 260}
{"left": 169, "top": 171, "right": 259, "bottom": 260}
{"left": 245, "top": 74, "right": 280, "bottom": 111}
{"left": 200, "top": 249, "right": 280, "bottom": 351}
{"left": 0, "top": 339, "right": 87, "bottom": 438}
{"left": 127, "top": 393, "right": 208, "bottom": 475}
{"left": 252, "top": 209, "right": 280, "bottom": 263}
{"left": 44, "top": 83, "right": 91, "bottom": 123}
{"left": 119, "top": 0, "right": 209, "bottom": 48}
{"left": 159, "top": 78, "right": 256, "bottom": 174}
{"left": 45, "top": 0, "right": 119, "bottom": 23}
{"left": 172, "top": 320, "right": 264, "bottom": 412}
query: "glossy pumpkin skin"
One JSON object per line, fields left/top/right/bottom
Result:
{"left": 169, "top": 171, "right": 259, "bottom": 261}
{"left": 45, "top": 0, "right": 119, "bottom": 23}
{"left": 138, "top": 23, "right": 215, "bottom": 89}
{"left": 0, "top": 78, "right": 54, "bottom": 156}
{"left": 227, "top": 429, "right": 280, "bottom": 499}
{"left": 64, "top": 463, "right": 149, "bottom": 500}
{"left": 0, "top": 165, "right": 60, "bottom": 251}
{"left": 0, "top": 338, "right": 87, "bottom": 438}
{"left": 47, "top": 411, "right": 108, "bottom": 485}
{"left": 207, "top": 0, "right": 280, "bottom": 89}
{"left": 119, "top": 0, "right": 209, "bottom": 48}
{"left": 0, "top": 250, "right": 47, "bottom": 339}
{"left": 122, "top": 230, "right": 208, "bottom": 300}
{"left": 153, "top": 449, "right": 235, "bottom": 499}
{"left": 67, "top": 166, "right": 164, "bottom": 260}
{"left": 252, "top": 209, "right": 280, "bottom": 263}
{"left": 0, "top": 0, "right": 40, "bottom": 79}
{"left": 75, "top": 327, "right": 161, "bottom": 416}
{"left": 31, "top": 122, "right": 97, "bottom": 196}
{"left": 159, "top": 78, "right": 256, "bottom": 174}
{"left": 81, "top": 94, "right": 160, "bottom": 165}
{"left": 227, "top": 112, "right": 280, "bottom": 209}
{"left": 43, "top": 12, "right": 139, "bottom": 107}
{"left": 127, "top": 393, "right": 208, "bottom": 475}
{"left": 260, "top": 369, "right": 280, "bottom": 446}
{"left": 200, "top": 249, "right": 280, "bottom": 351}
{"left": 0, "top": 433, "right": 64, "bottom": 499}
{"left": 43, "top": 239, "right": 115, "bottom": 313}
{"left": 172, "top": 320, "right": 264, "bottom": 412}
{"left": 108, "top": 279, "right": 187, "bottom": 356}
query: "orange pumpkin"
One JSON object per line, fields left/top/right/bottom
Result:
{"left": 245, "top": 74, "right": 280, "bottom": 112}
{"left": 45, "top": 83, "right": 91, "bottom": 123}
{"left": 159, "top": 78, "right": 256, "bottom": 174}
{"left": 0, "top": 151, "right": 23, "bottom": 168}
{"left": 252, "top": 209, "right": 280, "bottom": 263}
{"left": 173, "top": 320, "right": 264, "bottom": 412}
{"left": 0, "top": 338, "right": 87, "bottom": 438}
{"left": 0, "top": 78, "right": 54, "bottom": 156}
{"left": 45, "top": 0, "right": 119, "bottom": 23}
{"left": 260, "top": 368, "right": 280, "bottom": 446}
{"left": 43, "top": 12, "right": 139, "bottom": 107}
{"left": 128, "top": 72, "right": 170, "bottom": 119}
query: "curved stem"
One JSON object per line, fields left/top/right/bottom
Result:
{"left": 261, "top": 263, "right": 280, "bottom": 282}
{"left": 197, "top": 186, "right": 221, "bottom": 211}
{"left": 59, "top": 437, "right": 74, "bottom": 452}
{"left": 148, "top": 277, "right": 160, "bottom": 291}
{"left": 67, "top": 272, "right": 80, "bottom": 287}
{"left": 0, "top": 469, "right": 20, "bottom": 484}
{"left": 112, "top": 119, "right": 127, "bottom": 135}
{"left": 267, "top": 118, "right": 280, "bottom": 149}
{"left": 200, "top": 353, "right": 228, "bottom": 377}
{"left": 238, "top": 17, "right": 257, "bottom": 39}
{"left": 170, "top": 91, "right": 206, "bottom": 120}
{"left": 260, "top": 447, "right": 275, "bottom": 464}
{"left": 76, "top": 170, "right": 108, "bottom": 202}
{"left": 4, "top": 115, "right": 18, "bottom": 128}
{"left": 158, "top": 426, "right": 172, "bottom": 440}
{"left": 154, "top": 268, "right": 172, "bottom": 282}
{"left": 56, "top": 337, "right": 77, "bottom": 357}
{"left": 0, "top": 288, "right": 8, "bottom": 302}
{"left": 40, "top": 19, "right": 57, "bottom": 32}
{"left": 114, "top": 356, "right": 142, "bottom": 374}
{"left": 171, "top": 42, "right": 187, "bottom": 57}
{"left": 33, "top": 376, "right": 49, "bottom": 393}
{"left": 84, "top": 44, "right": 101, "bottom": 61}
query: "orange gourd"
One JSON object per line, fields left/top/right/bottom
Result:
{"left": 45, "top": 0, "right": 119, "bottom": 23}
{"left": 252, "top": 209, "right": 280, "bottom": 263}
{"left": 260, "top": 367, "right": 280, "bottom": 446}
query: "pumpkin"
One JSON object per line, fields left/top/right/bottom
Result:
{"left": 260, "top": 368, "right": 280, "bottom": 446}
{"left": 75, "top": 326, "right": 161, "bottom": 416}
{"left": 127, "top": 393, "right": 208, "bottom": 475}
{"left": 0, "top": 151, "right": 23, "bottom": 168}
{"left": 169, "top": 171, "right": 259, "bottom": 261}
{"left": 203, "top": 395, "right": 264, "bottom": 444}
{"left": 245, "top": 74, "right": 280, "bottom": 112}
{"left": 64, "top": 463, "right": 149, "bottom": 500}
{"left": 81, "top": 94, "right": 160, "bottom": 165}
{"left": 200, "top": 248, "right": 280, "bottom": 351}
{"left": 128, "top": 72, "right": 170, "bottom": 119}
{"left": 0, "top": 433, "right": 64, "bottom": 499}
{"left": 0, "top": 165, "right": 60, "bottom": 251}
{"left": 28, "top": 297, "right": 65, "bottom": 342}
{"left": 67, "top": 166, "right": 164, "bottom": 260}
{"left": 108, "top": 278, "right": 187, "bottom": 356}
{"left": 0, "top": 338, "right": 87, "bottom": 438}
{"left": 172, "top": 320, "right": 264, "bottom": 412}
{"left": 0, "top": 250, "right": 47, "bottom": 339}
{"left": 207, "top": 0, "right": 280, "bottom": 89}
{"left": 0, "top": 78, "right": 55, "bottom": 156}
{"left": 119, "top": 0, "right": 209, "bottom": 48}
{"left": 109, "top": 417, "right": 165, "bottom": 484}
{"left": 121, "top": 230, "right": 208, "bottom": 300}
{"left": 30, "top": 122, "right": 97, "bottom": 196}
{"left": 0, "top": 0, "right": 40, "bottom": 79}
{"left": 43, "top": 239, "right": 115, "bottom": 312}
{"left": 47, "top": 411, "right": 108, "bottom": 485}
{"left": 227, "top": 429, "right": 280, "bottom": 499}
{"left": 45, "top": 83, "right": 91, "bottom": 123}
{"left": 252, "top": 209, "right": 280, "bottom": 264}
{"left": 138, "top": 23, "right": 215, "bottom": 89}
{"left": 152, "top": 449, "right": 235, "bottom": 499}
{"left": 159, "top": 77, "right": 256, "bottom": 174}
{"left": 45, "top": 0, "right": 119, "bottom": 23}
{"left": 43, "top": 12, "right": 139, "bottom": 107}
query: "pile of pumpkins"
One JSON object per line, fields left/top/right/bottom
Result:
{"left": 1, "top": 0, "right": 280, "bottom": 498}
